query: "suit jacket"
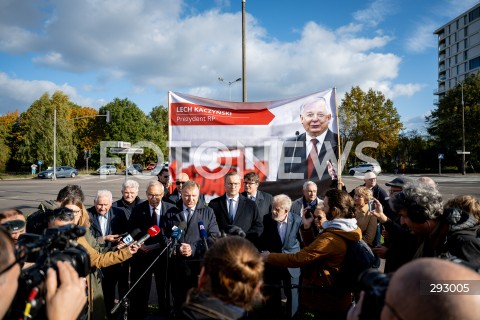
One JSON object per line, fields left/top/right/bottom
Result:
{"left": 259, "top": 212, "right": 302, "bottom": 277}
{"left": 241, "top": 190, "right": 273, "bottom": 219}
{"left": 277, "top": 130, "right": 339, "bottom": 188}
{"left": 208, "top": 194, "right": 263, "bottom": 241}
{"left": 87, "top": 206, "right": 129, "bottom": 249}
{"left": 164, "top": 201, "right": 221, "bottom": 258}
{"left": 128, "top": 200, "right": 176, "bottom": 248}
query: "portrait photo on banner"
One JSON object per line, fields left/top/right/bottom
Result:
{"left": 168, "top": 88, "right": 340, "bottom": 200}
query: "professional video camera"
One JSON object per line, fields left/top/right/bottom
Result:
{"left": 6, "top": 224, "right": 90, "bottom": 320}
{"left": 357, "top": 269, "right": 391, "bottom": 320}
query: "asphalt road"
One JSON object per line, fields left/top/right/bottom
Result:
{"left": 0, "top": 172, "right": 479, "bottom": 214}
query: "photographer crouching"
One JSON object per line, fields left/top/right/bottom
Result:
{"left": 0, "top": 225, "right": 87, "bottom": 320}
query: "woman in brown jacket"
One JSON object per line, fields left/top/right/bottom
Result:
{"left": 353, "top": 186, "right": 378, "bottom": 246}
{"left": 263, "top": 189, "right": 362, "bottom": 320}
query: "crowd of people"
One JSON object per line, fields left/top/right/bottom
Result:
{"left": 1, "top": 170, "right": 480, "bottom": 320}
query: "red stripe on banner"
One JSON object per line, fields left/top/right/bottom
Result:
{"left": 170, "top": 103, "right": 275, "bottom": 126}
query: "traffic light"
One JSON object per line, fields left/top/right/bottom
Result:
{"left": 106, "top": 110, "right": 111, "bottom": 123}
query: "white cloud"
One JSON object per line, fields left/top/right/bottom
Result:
{"left": 405, "top": 20, "right": 438, "bottom": 53}
{"left": 353, "top": 0, "right": 397, "bottom": 27}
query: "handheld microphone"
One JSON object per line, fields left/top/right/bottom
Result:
{"left": 136, "top": 225, "right": 161, "bottom": 246}
{"left": 198, "top": 220, "right": 208, "bottom": 250}
{"left": 289, "top": 131, "right": 300, "bottom": 174}
{"left": 122, "top": 229, "right": 141, "bottom": 246}
{"left": 169, "top": 221, "right": 186, "bottom": 257}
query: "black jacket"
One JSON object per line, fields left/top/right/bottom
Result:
{"left": 180, "top": 291, "right": 247, "bottom": 320}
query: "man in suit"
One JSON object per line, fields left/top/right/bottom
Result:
{"left": 128, "top": 181, "right": 176, "bottom": 319}
{"left": 290, "top": 181, "right": 322, "bottom": 217}
{"left": 278, "top": 96, "right": 339, "bottom": 194}
{"left": 157, "top": 168, "right": 171, "bottom": 201}
{"left": 259, "top": 194, "right": 302, "bottom": 318}
{"left": 87, "top": 190, "right": 129, "bottom": 316}
{"left": 163, "top": 180, "right": 221, "bottom": 314}
{"left": 112, "top": 179, "right": 142, "bottom": 220}
{"left": 242, "top": 171, "right": 273, "bottom": 219}
{"left": 209, "top": 171, "right": 263, "bottom": 243}
{"left": 167, "top": 172, "right": 189, "bottom": 204}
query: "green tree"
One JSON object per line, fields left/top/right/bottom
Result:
{"left": 339, "top": 86, "right": 403, "bottom": 169}
{"left": 427, "top": 74, "right": 480, "bottom": 171}
{"left": 0, "top": 122, "right": 10, "bottom": 172}
{"left": 149, "top": 106, "right": 168, "bottom": 157}
{"left": 15, "top": 91, "right": 76, "bottom": 167}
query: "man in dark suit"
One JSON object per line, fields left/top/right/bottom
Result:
{"left": 87, "top": 190, "right": 129, "bottom": 316}
{"left": 163, "top": 180, "right": 221, "bottom": 314}
{"left": 259, "top": 194, "right": 302, "bottom": 318}
{"left": 278, "top": 96, "right": 339, "bottom": 194}
{"left": 242, "top": 171, "right": 273, "bottom": 219}
{"left": 128, "top": 181, "right": 176, "bottom": 319}
{"left": 112, "top": 179, "right": 142, "bottom": 220}
{"left": 209, "top": 171, "right": 263, "bottom": 243}
{"left": 168, "top": 172, "right": 206, "bottom": 206}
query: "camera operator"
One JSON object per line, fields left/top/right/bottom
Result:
{"left": 0, "top": 226, "right": 87, "bottom": 320}
{"left": 347, "top": 257, "right": 480, "bottom": 320}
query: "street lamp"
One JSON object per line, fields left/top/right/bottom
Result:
{"left": 218, "top": 77, "right": 242, "bottom": 101}
{"left": 438, "top": 78, "right": 466, "bottom": 175}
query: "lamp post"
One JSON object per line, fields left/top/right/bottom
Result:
{"left": 218, "top": 77, "right": 242, "bottom": 101}
{"left": 438, "top": 78, "right": 466, "bottom": 175}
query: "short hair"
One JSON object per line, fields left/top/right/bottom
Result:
{"left": 324, "top": 189, "right": 356, "bottom": 219}
{"left": 0, "top": 226, "right": 14, "bottom": 268}
{"left": 244, "top": 172, "right": 260, "bottom": 183}
{"left": 158, "top": 168, "right": 169, "bottom": 176}
{"left": 354, "top": 186, "right": 373, "bottom": 201}
{"left": 224, "top": 171, "right": 240, "bottom": 182}
{"left": 47, "top": 207, "right": 75, "bottom": 225}
{"left": 122, "top": 180, "right": 139, "bottom": 192}
{"left": 300, "top": 96, "right": 331, "bottom": 115}
{"left": 146, "top": 181, "right": 164, "bottom": 192}
{"left": 444, "top": 195, "right": 480, "bottom": 223}
{"left": 272, "top": 194, "right": 292, "bottom": 211}
{"left": 95, "top": 190, "right": 113, "bottom": 203}
{"left": 418, "top": 176, "right": 437, "bottom": 189}
{"left": 60, "top": 196, "right": 90, "bottom": 228}
{"left": 302, "top": 180, "right": 317, "bottom": 191}
{"left": 0, "top": 208, "right": 25, "bottom": 222}
{"left": 201, "top": 237, "right": 263, "bottom": 309}
{"left": 56, "top": 184, "right": 85, "bottom": 202}
{"left": 389, "top": 181, "right": 443, "bottom": 223}
{"left": 182, "top": 180, "right": 200, "bottom": 192}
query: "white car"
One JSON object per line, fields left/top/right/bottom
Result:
{"left": 348, "top": 163, "right": 381, "bottom": 175}
{"left": 96, "top": 165, "right": 117, "bottom": 175}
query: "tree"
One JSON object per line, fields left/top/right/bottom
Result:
{"left": 0, "top": 111, "right": 18, "bottom": 172}
{"left": 427, "top": 74, "right": 480, "bottom": 171}
{"left": 15, "top": 91, "right": 76, "bottom": 167}
{"left": 339, "top": 86, "right": 403, "bottom": 169}
{"left": 149, "top": 106, "right": 169, "bottom": 157}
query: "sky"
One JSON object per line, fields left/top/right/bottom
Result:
{"left": 1, "top": 0, "right": 479, "bottom": 133}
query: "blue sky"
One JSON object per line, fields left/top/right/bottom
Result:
{"left": 0, "top": 0, "right": 479, "bottom": 132}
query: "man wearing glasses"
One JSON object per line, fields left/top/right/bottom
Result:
{"left": 157, "top": 168, "right": 171, "bottom": 201}
{"left": 241, "top": 171, "right": 272, "bottom": 219}
{"left": 209, "top": 171, "right": 263, "bottom": 243}
{"left": 128, "top": 181, "right": 177, "bottom": 319}
{"left": 0, "top": 209, "right": 27, "bottom": 244}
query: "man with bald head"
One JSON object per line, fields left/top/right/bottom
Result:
{"left": 168, "top": 172, "right": 206, "bottom": 206}
{"left": 278, "top": 96, "right": 339, "bottom": 195}
{"left": 348, "top": 257, "right": 480, "bottom": 320}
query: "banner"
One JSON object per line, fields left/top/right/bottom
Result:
{"left": 168, "top": 89, "right": 340, "bottom": 200}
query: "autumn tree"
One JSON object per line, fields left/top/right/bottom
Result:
{"left": 339, "top": 86, "right": 403, "bottom": 169}
{"left": 427, "top": 74, "right": 480, "bottom": 171}
{"left": 0, "top": 111, "right": 18, "bottom": 171}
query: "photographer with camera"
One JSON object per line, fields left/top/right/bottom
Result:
{"left": 347, "top": 257, "right": 480, "bottom": 320}
{"left": 0, "top": 226, "right": 87, "bottom": 320}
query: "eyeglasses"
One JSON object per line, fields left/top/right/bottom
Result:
{"left": 227, "top": 183, "right": 241, "bottom": 186}
{"left": 244, "top": 181, "right": 257, "bottom": 185}
{"left": 0, "top": 246, "right": 27, "bottom": 277}
{"left": 147, "top": 194, "right": 163, "bottom": 199}
{"left": 176, "top": 181, "right": 186, "bottom": 186}
{"left": 303, "top": 113, "right": 328, "bottom": 120}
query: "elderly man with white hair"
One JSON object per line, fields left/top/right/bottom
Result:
{"left": 290, "top": 181, "right": 323, "bottom": 217}
{"left": 112, "top": 179, "right": 142, "bottom": 220}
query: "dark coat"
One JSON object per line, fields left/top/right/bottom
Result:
{"left": 241, "top": 190, "right": 273, "bottom": 219}
{"left": 87, "top": 206, "right": 129, "bottom": 249}
{"left": 180, "top": 291, "right": 247, "bottom": 320}
{"left": 208, "top": 194, "right": 263, "bottom": 242}
{"left": 112, "top": 196, "right": 142, "bottom": 220}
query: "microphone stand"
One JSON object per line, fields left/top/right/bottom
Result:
{"left": 111, "top": 239, "right": 174, "bottom": 318}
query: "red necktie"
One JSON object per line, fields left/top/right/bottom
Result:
{"left": 307, "top": 138, "right": 319, "bottom": 178}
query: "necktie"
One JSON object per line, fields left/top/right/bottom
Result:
{"left": 250, "top": 195, "right": 256, "bottom": 202}
{"left": 307, "top": 138, "right": 319, "bottom": 178}
{"left": 151, "top": 207, "right": 158, "bottom": 226}
{"left": 188, "top": 208, "right": 194, "bottom": 222}
{"left": 228, "top": 198, "right": 235, "bottom": 223}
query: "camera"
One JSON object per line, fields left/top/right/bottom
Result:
{"left": 304, "top": 207, "right": 314, "bottom": 219}
{"left": 357, "top": 269, "right": 390, "bottom": 320}
{"left": 6, "top": 225, "right": 90, "bottom": 320}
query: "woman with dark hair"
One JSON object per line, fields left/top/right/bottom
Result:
{"left": 181, "top": 236, "right": 264, "bottom": 319}
{"left": 263, "top": 189, "right": 362, "bottom": 320}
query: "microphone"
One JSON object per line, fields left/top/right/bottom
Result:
{"left": 198, "top": 220, "right": 208, "bottom": 250}
{"left": 121, "top": 229, "right": 141, "bottom": 246}
{"left": 289, "top": 131, "right": 300, "bottom": 174}
{"left": 169, "top": 221, "right": 186, "bottom": 257}
{"left": 136, "top": 225, "right": 161, "bottom": 246}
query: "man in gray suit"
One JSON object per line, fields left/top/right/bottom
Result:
{"left": 242, "top": 171, "right": 273, "bottom": 219}
{"left": 259, "top": 194, "right": 302, "bottom": 318}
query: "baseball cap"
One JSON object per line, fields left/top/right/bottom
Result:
{"left": 385, "top": 176, "right": 413, "bottom": 188}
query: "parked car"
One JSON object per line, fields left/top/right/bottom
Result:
{"left": 38, "top": 166, "right": 78, "bottom": 179}
{"left": 126, "top": 164, "right": 143, "bottom": 175}
{"left": 96, "top": 165, "right": 117, "bottom": 175}
{"left": 146, "top": 162, "right": 157, "bottom": 170}
{"left": 150, "top": 162, "right": 169, "bottom": 175}
{"left": 348, "top": 163, "right": 381, "bottom": 175}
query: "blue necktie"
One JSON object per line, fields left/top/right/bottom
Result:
{"left": 228, "top": 199, "right": 234, "bottom": 223}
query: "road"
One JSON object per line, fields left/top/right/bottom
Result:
{"left": 0, "top": 173, "right": 479, "bottom": 214}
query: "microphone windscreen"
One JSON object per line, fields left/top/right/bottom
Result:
{"left": 147, "top": 225, "right": 161, "bottom": 237}
{"left": 198, "top": 220, "right": 207, "bottom": 238}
